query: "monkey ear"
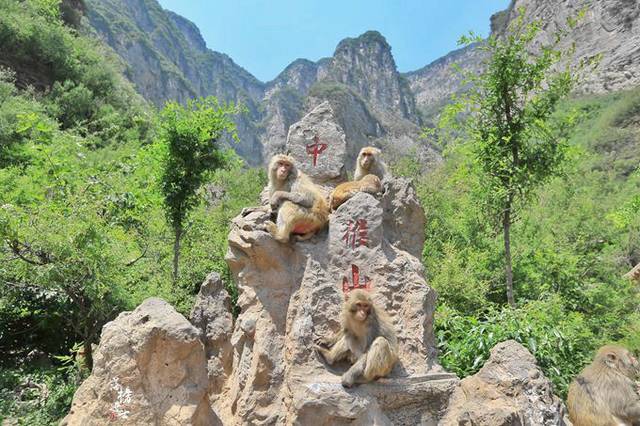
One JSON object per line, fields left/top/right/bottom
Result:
{"left": 604, "top": 351, "right": 618, "bottom": 368}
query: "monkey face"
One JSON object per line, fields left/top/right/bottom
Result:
{"left": 276, "top": 160, "right": 292, "bottom": 181}
{"left": 359, "top": 151, "right": 374, "bottom": 168}
{"left": 351, "top": 301, "right": 370, "bottom": 322}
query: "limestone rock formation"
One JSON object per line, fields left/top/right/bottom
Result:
{"left": 404, "top": 43, "right": 487, "bottom": 120}
{"left": 285, "top": 102, "right": 347, "bottom": 184}
{"left": 504, "top": 0, "right": 640, "bottom": 94}
{"left": 440, "top": 340, "right": 570, "bottom": 426}
{"left": 190, "top": 273, "right": 234, "bottom": 396}
{"left": 62, "top": 298, "right": 217, "bottom": 425}
{"left": 217, "top": 171, "right": 456, "bottom": 424}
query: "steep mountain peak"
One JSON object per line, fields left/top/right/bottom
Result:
{"left": 334, "top": 30, "right": 391, "bottom": 53}
{"left": 165, "top": 10, "right": 207, "bottom": 53}
{"left": 328, "top": 30, "right": 417, "bottom": 120}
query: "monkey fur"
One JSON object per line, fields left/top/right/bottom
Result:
{"left": 567, "top": 345, "right": 640, "bottom": 426}
{"left": 329, "top": 174, "right": 382, "bottom": 211}
{"left": 315, "top": 289, "right": 398, "bottom": 388}
{"left": 264, "top": 154, "right": 329, "bottom": 243}
{"left": 353, "top": 147, "right": 388, "bottom": 182}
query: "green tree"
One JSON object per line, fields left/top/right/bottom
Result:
{"left": 448, "top": 10, "right": 586, "bottom": 307}
{"left": 158, "top": 97, "right": 239, "bottom": 283}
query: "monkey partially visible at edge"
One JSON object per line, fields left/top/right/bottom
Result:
{"left": 567, "top": 344, "right": 640, "bottom": 426}
{"left": 315, "top": 289, "right": 398, "bottom": 387}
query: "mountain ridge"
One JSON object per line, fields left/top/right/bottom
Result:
{"left": 84, "top": 0, "right": 640, "bottom": 166}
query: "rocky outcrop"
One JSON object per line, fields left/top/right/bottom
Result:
{"left": 205, "top": 112, "right": 456, "bottom": 424}
{"left": 63, "top": 115, "right": 570, "bottom": 425}
{"left": 505, "top": 0, "right": 640, "bottom": 94}
{"left": 404, "top": 43, "right": 487, "bottom": 120}
{"left": 285, "top": 102, "right": 347, "bottom": 184}
{"left": 324, "top": 31, "right": 417, "bottom": 121}
{"left": 441, "top": 340, "right": 570, "bottom": 426}
{"left": 408, "top": 0, "right": 640, "bottom": 120}
{"left": 190, "top": 273, "right": 234, "bottom": 396}
{"left": 62, "top": 298, "right": 217, "bottom": 425}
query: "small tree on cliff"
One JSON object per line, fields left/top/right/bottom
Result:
{"left": 158, "top": 97, "right": 239, "bottom": 283}
{"left": 444, "top": 10, "right": 591, "bottom": 307}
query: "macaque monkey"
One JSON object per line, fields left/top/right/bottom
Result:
{"left": 329, "top": 174, "right": 382, "bottom": 211}
{"left": 315, "top": 289, "right": 398, "bottom": 388}
{"left": 353, "top": 147, "right": 388, "bottom": 182}
{"left": 265, "top": 154, "right": 329, "bottom": 243}
{"left": 567, "top": 344, "right": 640, "bottom": 426}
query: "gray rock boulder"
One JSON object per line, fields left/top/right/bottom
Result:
{"left": 190, "top": 273, "right": 234, "bottom": 396}
{"left": 440, "top": 340, "right": 570, "bottom": 426}
{"left": 62, "top": 298, "right": 218, "bottom": 425}
{"left": 285, "top": 101, "right": 348, "bottom": 184}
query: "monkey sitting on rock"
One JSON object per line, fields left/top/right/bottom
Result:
{"left": 567, "top": 344, "right": 640, "bottom": 426}
{"left": 329, "top": 174, "right": 382, "bottom": 211}
{"left": 264, "top": 154, "right": 329, "bottom": 243}
{"left": 329, "top": 146, "right": 387, "bottom": 210}
{"left": 315, "top": 289, "right": 398, "bottom": 387}
{"left": 353, "top": 146, "right": 387, "bottom": 182}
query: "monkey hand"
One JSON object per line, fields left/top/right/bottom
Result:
{"left": 341, "top": 372, "right": 356, "bottom": 388}
{"left": 269, "top": 191, "right": 288, "bottom": 209}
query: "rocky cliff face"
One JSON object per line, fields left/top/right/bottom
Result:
{"left": 406, "top": 0, "right": 640, "bottom": 121}
{"left": 505, "top": 0, "right": 640, "bottom": 94}
{"left": 85, "top": 0, "right": 266, "bottom": 162}
{"left": 84, "top": 0, "right": 640, "bottom": 166}
{"left": 84, "top": 0, "right": 436, "bottom": 166}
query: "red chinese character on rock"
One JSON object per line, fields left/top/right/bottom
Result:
{"left": 342, "top": 219, "right": 368, "bottom": 249}
{"left": 305, "top": 135, "right": 328, "bottom": 167}
{"left": 342, "top": 264, "right": 372, "bottom": 294}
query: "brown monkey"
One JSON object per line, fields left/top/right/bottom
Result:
{"left": 567, "top": 345, "right": 640, "bottom": 426}
{"left": 329, "top": 174, "right": 383, "bottom": 211}
{"left": 315, "top": 289, "right": 398, "bottom": 387}
{"left": 264, "top": 154, "right": 329, "bottom": 243}
{"left": 353, "top": 146, "right": 388, "bottom": 182}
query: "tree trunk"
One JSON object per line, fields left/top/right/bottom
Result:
{"left": 172, "top": 224, "right": 182, "bottom": 284}
{"left": 503, "top": 205, "right": 515, "bottom": 308}
{"left": 83, "top": 339, "right": 93, "bottom": 372}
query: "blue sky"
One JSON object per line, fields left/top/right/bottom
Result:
{"left": 157, "top": 0, "right": 510, "bottom": 82}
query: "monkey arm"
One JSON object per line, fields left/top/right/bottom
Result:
{"left": 270, "top": 190, "right": 315, "bottom": 209}
{"left": 341, "top": 354, "right": 367, "bottom": 388}
{"left": 283, "top": 191, "right": 315, "bottom": 208}
{"left": 315, "top": 335, "right": 350, "bottom": 365}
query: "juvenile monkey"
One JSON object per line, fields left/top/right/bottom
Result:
{"left": 264, "top": 154, "right": 329, "bottom": 243}
{"left": 567, "top": 344, "right": 640, "bottom": 426}
{"left": 315, "top": 289, "right": 398, "bottom": 387}
{"left": 329, "top": 174, "right": 383, "bottom": 211}
{"left": 353, "top": 147, "right": 388, "bottom": 182}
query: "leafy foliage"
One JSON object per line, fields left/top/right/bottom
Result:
{"left": 158, "top": 97, "right": 240, "bottom": 282}
{"left": 436, "top": 9, "right": 592, "bottom": 306}
{"left": 400, "top": 86, "right": 640, "bottom": 398}
{"left": 0, "top": 3, "right": 263, "bottom": 423}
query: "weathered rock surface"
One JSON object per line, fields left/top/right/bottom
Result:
{"left": 190, "top": 273, "right": 234, "bottom": 396}
{"left": 62, "top": 298, "right": 217, "bottom": 425}
{"left": 285, "top": 101, "right": 348, "bottom": 184}
{"left": 506, "top": 0, "right": 640, "bottom": 95}
{"left": 217, "top": 173, "right": 456, "bottom": 424}
{"left": 64, "top": 145, "right": 571, "bottom": 424}
{"left": 440, "top": 340, "right": 570, "bottom": 426}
